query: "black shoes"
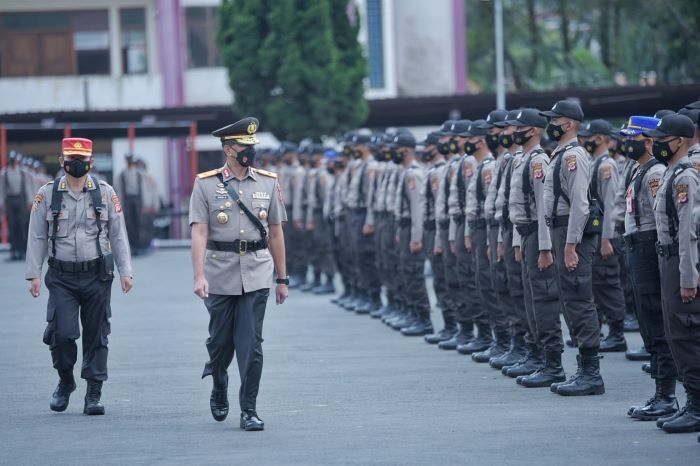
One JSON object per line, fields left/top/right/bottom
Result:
{"left": 401, "top": 316, "right": 434, "bottom": 336}
{"left": 642, "top": 363, "right": 651, "bottom": 374}
{"left": 625, "top": 346, "right": 651, "bottom": 361}
{"left": 629, "top": 379, "right": 678, "bottom": 421}
{"left": 50, "top": 375, "right": 76, "bottom": 412}
{"left": 554, "top": 349, "right": 605, "bottom": 396}
{"left": 490, "top": 336, "right": 527, "bottom": 370}
{"left": 240, "top": 410, "right": 265, "bottom": 431}
{"left": 599, "top": 321, "right": 627, "bottom": 352}
{"left": 210, "top": 388, "right": 229, "bottom": 422}
{"left": 83, "top": 380, "right": 105, "bottom": 415}
{"left": 520, "top": 351, "right": 566, "bottom": 388}
{"left": 506, "top": 346, "right": 543, "bottom": 378}
{"left": 312, "top": 283, "right": 336, "bottom": 295}
{"left": 438, "top": 324, "right": 473, "bottom": 350}
{"left": 424, "top": 323, "right": 458, "bottom": 344}
{"left": 457, "top": 323, "right": 492, "bottom": 355}
{"left": 623, "top": 314, "right": 640, "bottom": 332}
{"left": 658, "top": 394, "right": 700, "bottom": 433}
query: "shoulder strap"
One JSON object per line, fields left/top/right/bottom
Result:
{"left": 590, "top": 155, "right": 608, "bottom": 205}
{"left": 666, "top": 162, "right": 692, "bottom": 240}
{"left": 457, "top": 157, "right": 467, "bottom": 212}
{"left": 50, "top": 178, "right": 63, "bottom": 258}
{"left": 632, "top": 160, "right": 658, "bottom": 228}
{"left": 358, "top": 162, "right": 368, "bottom": 207}
{"left": 217, "top": 173, "right": 268, "bottom": 244}
{"left": 443, "top": 162, "right": 453, "bottom": 216}
{"left": 551, "top": 144, "right": 575, "bottom": 218}
{"left": 476, "top": 162, "right": 486, "bottom": 217}
{"left": 89, "top": 176, "right": 105, "bottom": 258}
{"left": 522, "top": 149, "right": 544, "bottom": 221}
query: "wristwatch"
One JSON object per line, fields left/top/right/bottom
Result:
{"left": 276, "top": 276, "right": 290, "bottom": 285}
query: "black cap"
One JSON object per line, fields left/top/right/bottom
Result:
{"left": 212, "top": 117, "right": 260, "bottom": 145}
{"left": 125, "top": 152, "right": 135, "bottom": 162}
{"left": 461, "top": 120, "right": 489, "bottom": 137}
{"left": 578, "top": 119, "right": 613, "bottom": 137}
{"left": 370, "top": 133, "right": 385, "bottom": 148}
{"left": 437, "top": 120, "right": 456, "bottom": 136}
{"left": 540, "top": 100, "right": 584, "bottom": 121}
{"left": 653, "top": 109, "right": 675, "bottom": 119}
{"left": 495, "top": 110, "right": 520, "bottom": 128}
{"left": 483, "top": 109, "right": 508, "bottom": 129}
{"left": 642, "top": 114, "right": 696, "bottom": 138}
{"left": 506, "top": 108, "right": 547, "bottom": 128}
{"left": 679, "top": 108, "right": 700, "bottom": 127}
{"left": 450, "top": 120, "right": 471, "bottom": 136}
{"left": 343, "top": 131, "right": 356, "bottom": 143}
{"left": 393, "top": 132, "right": 416, "bottom": 149}
{"left": 352, "top": 132, "right": 372, "bottom": 145}
{"left": 684, "top": 100, "right": 700, "bottom": 110}
{"left": 422, "top": 131, "right": 441, "bottom": 146}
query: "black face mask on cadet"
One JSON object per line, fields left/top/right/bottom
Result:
{"left": 234, "top": 146, "right": 256, "bottom": 167}
{"left": 486, "top": 134, "right": 500, "bottom": 151}
{"left": 546, "top": 123, "right": 566, "bottom": 141}
{"left": 651, "top": 138, "right": 680, "bottom": 166}
{"left": 392, "top": 150, "right": 405, "bottom": 164}
{"left": 584, "top": 140, "right": 599, "bottom": 155}
{"left": 624, "top": 140, "right": 647, "bottom": 161}
{"left": 64, "top": 158, "right": 91, "bottom": 178}
{"left": 513, "top": 129, "right": 533, "bottom": 146}
{"left": 464, "top": 141, "right": 478, "bottom": 155}
{"left": 448, "top": 138, "right": 459, "bottom": 154}
{"left": 498, "top": 133, "right": 513, "bottom": 148}
{"left": 437, "top": 142, "right": 450, "bottom": 155}
{"left": 421, "top": 150, "right": 435, "bottom": 163}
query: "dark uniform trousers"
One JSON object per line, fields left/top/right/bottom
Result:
{"left": 311, "top": 209, "right": 336, "bottom": 278}
{"left": 520, "top": 228, "right": 563, "bottom": 352}
{"left": 619, "top": 244, "right": 636, "bottom": 314}
{"left": 472, "top": 225, "right": 508, "bottom": 332}
{"left": 501, "top": 225, "right": 530, "bottom": 342}
{"left": 455, "top": 221, "right": 487, "bottom": 325}
{"left": 124, "top": 195, "right": 141, "bottom": 252}
{"left": 383, "top": 216, "right": 401, "bottom": 308}
{"left": 6, "top": 194, "right": 28, "bottom": 256}
{"left": 552, "top": 227, "right": 600, "bottom": 349}
{"left": 659, "top": 255, "right": 700, "bottom": 397}
{"left": 425, "top": 226, "right": 453, "bottom": 324}
{"left": 592, "top": 237, "right": 627, "bottom": 325}
{"left": 284, "top": 212, "right": 306, "bottom": 278}
{"left": 350, "top": 209, "right": 380, "bottom": 299}
{"left": 335, "top": 214, "right": 356, "bottom": 291}
{"left": 43, "top": 266, "right": 113, "bottom": 381}
{"left": 439, "top": 226, "right": 461, "bottom": 323}
{"left": 398, "top": 225, "right": 430, "bottom": 315}
{"left": 626, "top": 238, "right": 677, "bottom": 380}
{"left": 489, "top": 223, "right": 524, "bottom": 338}
{"left": 374, "top": 213, "right": 390, "bottom": 301}
{"left": 202, "top": 289, "right": 269, "bottom": 412}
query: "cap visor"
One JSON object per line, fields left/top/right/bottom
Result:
{"left": 577, "top": 130, "right": 593, "bottom": 137}
{"left": 539, "top": 110, "right": 560, "bottom": 117}
{"left": 642, "top": 129, "right": 668, "bottom": 138}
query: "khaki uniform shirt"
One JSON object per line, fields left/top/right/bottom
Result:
{"left": 25, "top": 176, "right": 132, "bottom": 279}
{"left": 465, "top": 155, "right": 495, "bottom": 237}
{"left": 116, "top": 167, "right": 144, "bottom": 198}
{"left": 189, "top": 165, "right": 287, "bottom": 296}
{"left": 543, "top": 138, "right": 591, "bottom": 244}
{"left": 0, "top": 166, "right": 32, "bottom": 209}
{"left": 653, "top": 156, "right": 700, "bottom": 289}
{"left": 612, "top": 159, "right": 638, "bottom": 233}
{"left": 590, "top": 154, "right": 620, "bottom": 240}
{"left": 347, "top": 157, "right": 377, "bottom": 226}
{"left": 447, "top": 155, "right": 477, "bottom": 242}
{"left": 422, "top": 160, "right": 446, "bottom": 231}
{"left": 509, "top": 145, "right": 552, "bottom": 250}
{"left": 624, "top": 158, "right": 664, "bottom": 235}
{"left": 394, "top": 162, "right": 424, "bottom": 243}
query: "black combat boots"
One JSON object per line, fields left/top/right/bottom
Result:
{"left": 83, "top": 380, "right": 105, "bottom": 415}
{"left": 506, "top": 344, "right": 543, "bottom": 378}
{"left": 599, "top": 320, "right": 627, "bottom": 352}
{"left": 457, "top": 322, "right": 492, "bottom": 355}
{"left": 490, "top": 335, "right": 527, "bottom": 369}
{"left": 519, "top": 351, "right": 566, "bottom": 388}
{"left": 549, "top": 354, "right": 581, "bottom": 392}
{"left": 299, "top": 272, "right": 321, "bottom": 292}
{"left": 210, "top": 388, "right": 229, "bottom": 422}
{"left": 472, "top": 329, "right": 509, "bottom": 363}
{"left": 424, "top": 316, "right": 458, "bottom": 344}
{"left": 660, "top": 393, "right": 700, "bottom": 433}
{"left": 625, "top": 346, "right": 651, "bottom": 361}
{"left": 240, "top": 409, "right": 265, "bottom": 431}
{"left": 630, "top": 378, "right": 678, "bottom": 421}
{"left": 438, "top": 322, "right": 474, "bottom": 350}
{"left": 555, "top": 348, "right": 605, "bottom": 396}
{"left": 312, "top": 274, "right": 336, "bottom": 295}
{"left": 401, "top": 312, "right": 434, "bottom": 336}
{"left": 50, "top": 373, "right": 76, "bottom": 412}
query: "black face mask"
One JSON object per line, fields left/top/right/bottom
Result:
{"left": 513, "top": 129, "right": 533, "bottom": 146}
{"left": 584, "top": 140, "right": 598, "bottom": 155}
{"left": 498, "top": 133, "right": 513, "bottom": 148}
{"left": 353, "top": 150, "right": 363, "bottom": 159}
{"left": 651, "top": 138, "right": 680, "bottom": 166}
{"left": 383, "top": 149, "right": 396, "bottom": 162}
{"left": 392, "top": 150, "right": 405, "bottom": 164}
{"left": 437, "top": 142, "right": 450, "bottom": 155}
{"left": 373, "top": 150, "right": 384, "bottom": 162}
{"left": 614, "top": 139, "right": 625, "bottom": 156}
{"left": 546, "top": 123, "right": 566, "bottom": 141}
{"left": 64, "top": 158, "right": 91, "bottom": 178}
{"left": 448, "top": 138, "right": 459, "bottom": 154}
{"left": 421, "top": 150, "right": 435, "bottom": 163}
{"left": 464, "top": 141, "right": 478, "bottom": 155}
{"left": 486, "top": 134, "right": 500, "bottom": 151}
{"left": 624, "top": 140, "right": 647, "bottom": 161}
{"left": 342, "top": 146, "right": 353, "bottom": 157}
{"left": 235, "top": 146, "right": 256, "bottom": 167}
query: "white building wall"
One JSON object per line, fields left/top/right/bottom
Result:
{"left": 184, "top": 68, "right": 233, "bottom": 107}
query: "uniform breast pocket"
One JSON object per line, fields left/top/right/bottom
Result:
{"left": 252, "top": 200, "right": 271, "bottom": 225}
{"left": 86, "top": 209, "right": 109, "bottom": 234}
{"left": 210, "top": 205, "right": 233, "bottom": 226}
{"left": 46, "top": 211, "right": 70, "bottom": 238}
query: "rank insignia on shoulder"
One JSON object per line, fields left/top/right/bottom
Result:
{"left": 197, "top": 168, "right": 222, "bottom": 179}
{"left": 253, "top": 168, "right": 278, "bottom": 179}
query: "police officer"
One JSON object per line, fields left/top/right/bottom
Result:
{"left": 116, "top": 153, "right": 145, "bottom": 256}
{"left": 579, "top": 119, "right": 628, "bottom": 352}
{"left": 26, "top": 137, "right": 133, "bottom": 415}
{"left": 189, "top": 117, "right": 288, "bottom": 431}
{"left": 278, "top": 142, "right": 305, "bottom": 288}
{"left": 136, "top": 158, "right": 160, "bottom": 253}
{"left": 330, "top": 142, "right": 356, "bottom": 307}
{"left": 1, "top": 151, "right": 33, "bottom": 261}
{"left": 392, "top": 132, "right": 433, "bottom": 336}
{"left": 679, "top": 107, "right": 700, "bottom": 171}
{"left": 542, "top": 100, "right": 605, "bottom": 396}
{"left": 644, "top": 113, "right": 700, "bottom": 435}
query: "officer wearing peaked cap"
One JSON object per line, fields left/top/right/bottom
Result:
{"left": 189, "top": 117, "right": 288, "bottom": 431}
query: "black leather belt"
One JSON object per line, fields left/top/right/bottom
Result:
{"left": 624, "top": 230, "right": 657, "bottom": 246}
{"left": 398, "top": 218, "right": 411, "bottom": 228}
{"left": 488, "top": 219, "right": 499, "bottom": 228}
{"left": 468, "top": 219, "right": 487, "bottom": 230}
{"left": 655, "top": 242, "right": 679, "bottom": 257}
{"left": 48, "top": 257, "right": 101, "bottom": 273}
{"left": 500, "top": 219, "right": 513, "bottom": 230}
{"left": 423, "top": 220, "right": 436, "bottom": 231}
{"left": 351, "top": 207, "right": 367, "bottom": 213}
{"left": 207, "top": 239, "right": 267, "bottom": 254}
{"left": 515, "top": 222, "right": 538, "bottom": 237}
{"left": 452, "top": 214, "right": 465, "bottom": 226}
{"left": 546, "top": 215, "right": 569, "bottom": 228}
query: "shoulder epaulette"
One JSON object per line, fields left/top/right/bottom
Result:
{"left": 197, "top": 168, "right": 222, "bottom": 179}
{"left": 253, "top": 168, "right": 278, "bottom": 179}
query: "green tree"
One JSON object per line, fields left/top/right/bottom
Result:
{"left": 218, "top": 0, "right": 368, "bottom": 142}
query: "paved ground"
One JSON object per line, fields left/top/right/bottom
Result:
{"left": 0, "top": 249, "right": 698, "bottom": 465}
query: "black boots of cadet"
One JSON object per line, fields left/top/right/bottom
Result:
{"left": 553, "top": 348, "right": 605, "bottom": 396}
{"left": 657, "top": 391, "right": 700, "bottom": 434}
{"left": 50, "top": 373, "right": 76, "bottom": 412}
{"left": 83, "top": 380, "right": 105, "bottom": 415}
{"left": 599, "top": 320, "right": 627, "bottom": 352}
{"left": 424, "top": 316, "right": 457, "bottom": 344}
{"left": 520, "top": 351, "right": 566, "bottom": 388}
{"left": 628, "top": 378, "right": 678, "bottom": 421}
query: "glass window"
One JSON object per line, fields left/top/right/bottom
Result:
{"left": 366, "top": 0, "right": 385, "bottom": 88}
{"left": 120, "top": 8, "right": 148, "bottom": 74}
{"left": 185, "top": 7, "right": 220, "bottom": 68}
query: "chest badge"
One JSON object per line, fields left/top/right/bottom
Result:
{"left": 217, "top": 211, "right": 229, "bottom": 224}
{"left": 216, "top": 188, "right": 227, "bottom": 195}
{"left": 259, "top": 209, "right": 268, "bottom": 220}
{"left": 252, "top": 191, "right": 271, "bottom": 200}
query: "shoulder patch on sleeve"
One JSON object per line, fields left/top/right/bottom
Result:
{"left": 253, "top": 168, "right": 278, "bottom": 179}
{"left": 566, "top": 155, "right": 577, "bottom": 172}
{"left": 112, "top": 194, "right": 123, "bottom": 213}
{"left": 602, "top": 164, "right": 612, "bottom": 180}
{"left": 675, "top": 184, "right": 689, "bottom": 204}
{"left": 197, "top": 168, "right": 222, "bottom": 179}
{"left": 32, "top": 193, "right": 44, "bottom": 212}
{"left": 483, "top": 169, "right": 493, "bottom": 185}
{"left": 533, "top": 162, "right": 544, "bottom": 179}
{"left": 648, "top": 178, "right": 660, "bottom": 198}
{"left": 407, "top": 175, "right": 416, "bottom": 191}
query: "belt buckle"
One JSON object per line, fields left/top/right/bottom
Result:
{"left": 239, "top": 240, "right": 248, "bottom": 256}
{"left": 655, "top": 242, "right": 664, "bottom": 256}
{"left": 545, "top": 216, "right": 552, "bottom": 227}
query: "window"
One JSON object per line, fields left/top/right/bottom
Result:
{"left": 366, "top": 0, "right": 385, "bottom": 88}
{"left": 185, "top": 7, "right": 220, "bottom": 68}
{"left": 120, "top": 8, "right": 148, "bottom": 74}
{"left": 0, "top": 10, "right": 110, "bottom": 77}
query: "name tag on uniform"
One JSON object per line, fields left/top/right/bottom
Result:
{"left": 252, "top": 192, "right": 270, "bottom": 200}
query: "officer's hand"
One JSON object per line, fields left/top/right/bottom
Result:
{"left": 564, "top": 243, "right": 579, "bottom": 271}
{"left": 121, "top": 276, "right": 133, "bottom": 294}
{"left": 362, "top": 224, "right": 375, "bottom": 236}
{"left": 194, "top": 276, "right": 209, "bottom": 299}
{"left": 600, "top": 238, "right": 614, "bottom": 260}
{"left": 497, "top": 242, "right": 505, "bottom": 262}
{"left": 410, "top": 241, "right": 422, "bottom": 254}
{"left": 464, "top": 236, "right": 472, "bottom": 253}
{"left": 276, "top": 284, "right": 288, "bottom": 305}
{"left": 514, "top": 246, "right": 522, "bottom": 264}
{"left": 29, "top": 278, "right": 41, "bottom": 298}
{"left": 306, "top": 223, "right": 315, "bottom": 232}
{"left": 681, "top": 287, "right": 697, "bottom": 303}
{"left": 449, "top": 241, "right": 456, "bottom": 255}
{"left": 434, "top": 245, "right": 443, "bottom": 256}
{"left": 538, "top": 250, "right": 554, "bottom": 271}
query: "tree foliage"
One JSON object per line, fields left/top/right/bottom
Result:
{"left": 218, "top": 0, "right": 368, "bottom": 142}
